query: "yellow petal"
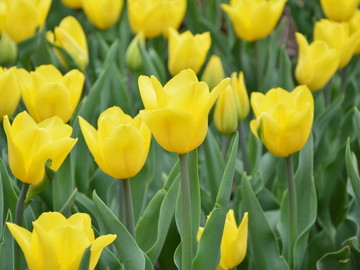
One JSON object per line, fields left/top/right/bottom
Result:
{"left": 68, "top": 213, "right": 95, "bottom": 242}
{"left": 62, "top": 69, "right": 84, "bottom": 110}
{"left": 89, "top": 234, "right": 117, "bottom": 270}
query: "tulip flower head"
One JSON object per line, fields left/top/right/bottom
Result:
{"left": 221, "top": 0, "right": 287, "bottom": 42}
{"left": 138, "top": 69, "right": 229, "bottom": 154}
{"left": 125, "top": 32, "right": 146, "bottom": 71}
{"left": 250, "top": 86, "right": 314, "bottom": 157}
{"left": 3, "top": 111, "right": 77, "bottom": 184}
{"left": 61, "top": 0, "right": 82, "bottom": 9}
{"left": 349, "top": 10, "right": 360, "bottom": 54}
{"left": 127, "top": 0, "right": 187, "bottom": 38}
{"left": 295, "top": 32, "right": 339, "bottom": 91}
{"left": 314, "top": 19, "right": 360, "bottom": 68}
{"left": 320, "top": 0, "right": 359, "bottom": 22}
{"left": 201, "top": 55, "right": 225, "bottom": 91}
{"left": 0, "top": 32, "right": 17, "bottom": 65}
{"left": 18, "top": 65, "right": 85, "bottom": 123}
{"left": 197, "top": 210, "right": 248, "bottom": 270}
{"left": 47, "top": 16, "right": 89, "bottom": 71}
{"left": 0, "top": 67, "right": 21, "bottom": 121}
{"left": 214, "top": 72, "right": 249, "bottom": 134}
{"left": 168, "top": 28, "right": 211, "bottom": 76}
{"left": 82, "top": 0, "right": 124, "bottom": 30}
{"left": 0, "top": 0, "right": 52, "bottom": 43}
{"left": 7, "top": 212, "right": 116, "bottom": 270}
{"left": 79, "top": 106, "right": 151, "bottom": 179}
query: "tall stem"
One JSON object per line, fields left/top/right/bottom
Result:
{"left": 119, "top": 181, "right": 126, "bottom": 225}
{"left": 122, "top": 178, "right": 135, "bottom": 236}
{"left": 179, "top": 153, "right": 192, "bottom": 270}
{"left": 238, "top": 122, "right": 250, "bottom": 173}
{"left": 15, "top": 183, "right": 29, "bottom": 226}
{"left": 286, "top": 155, "right": 297, "bottom": 269}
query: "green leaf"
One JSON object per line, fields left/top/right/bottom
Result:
{"left": 278, "top": 135, "right": 317, "bottom": 269}
{"left": 316, "top": 246, "right": 352, "bottom": 270}
{"left": 0, "top": 211, "right": 14, "bottom": 270}
{"left": 192, "top": 133, "right": 239, "bottom": 270}
{"left": 78, "top": 247, "right": 91, "bottom": 270}
{"left": 0, "top": 158, "right": 17, "bottom": 233}
{"left": 352, "top": 106, "right": 360, "bottom": 147}
{"left": 242, "top": 175, "right": 289, "bottom": 270}
{"left": 345, "top": 138, "right": 360, "bottom": 207}
{"left": 136, "top": 160, "right": 180, "bottom": 263}
{"left": 139, "top": 42, "right": 160, "bottom": 78}
{"left": 92, "top": 191, "right": 148, "bottom": 270}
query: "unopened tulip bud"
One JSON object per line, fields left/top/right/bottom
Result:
{"left": 0, "top": 32, "right": 17, "bottom": 65}
{"left": 125, "top": 32, "right": 145, "bottom": 72}
{"left": 201, "top": 55, "right": 224, "bottom": 90}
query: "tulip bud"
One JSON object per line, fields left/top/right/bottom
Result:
{"left": 79, "top": 106, "right": 151, "bottom": 179}
{"left": 82, "top": 0, "right": 123, "bottom": 30}
{"left": 349, "top": 10, "right": 360, "bottom": 54}
{"left": 125, "top": 32, "right": 145, "bottom": 72}
{"left": 0, "top": 67, "right": 21, "bottom": 121}
{"left": 7, "top": 212, "right": 116, "bottom": 270}
{"left": 47, "top": 16, "right": 89, "bottom": 71}
{"left": 0, "top": 32, "right": 17, "bottom": 65}
{"left": 320, "top": 0, "right": 359, "bottom": 22}
{"left": 197, "top": 210, "right": 248, "bottom": 270}
{"left": 250, "top": 86, "right": 314, "bottom": 157}
{"left": 221, "top": 0, "right": 287, "bottom": 42}
{"left": 201, "top": 55, "right": 225, "bottom": 90}
{"left": 213, "top": 72, "right": 249, "bottom": 134}
{"left": 3, "top": 111, "right": 77, "bottom": 184}
{"left": 127, "top": 0, "right": 186, "bottom": 38}
{"left": 295, "top": 32, "right": 339, "bottom": 91}
{"left": 314, "top": 19, "right": 360, "bottom": 69}
{"left": 168, "top": 28, "right": 211, "bottom": 76}
{"left": 61, "top": 0, "right": 82, "bottom": 9}
{"left": 139, "top": 69, "right": 230, "bottom": 154}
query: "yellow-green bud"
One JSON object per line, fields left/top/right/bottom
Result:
{"left": 201, "top": 55, "right": 224, "bottom": 90}
{"left": 125, "top": 32, "right": 145, "bottom": 72}
{"left": 0, "top": 32, "right": 17, "bottom": 65}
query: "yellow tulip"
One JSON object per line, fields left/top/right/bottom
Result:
{"left": 18, "top": 65, "right": 84, "bottom": 123}
{"left": 320, "top": 0, "right": 359, "bottom": 22}
{"left": 221, "top": 0, "right": 287, "bottom": 42}
{"left": 201, "top": 55, "right": 225, "bottom": 91}
{"left": 349, "top": 10, "right": 360, "bottom": 54}
{"left": 82, "top": 0, "right": 123, "bottom": 30}
{"left": 0, "top": 67, "right": 21, "bottom": 120}
{"left": 3, "top": 111, "right": 77, "bottom": 184}
{"left": 138, "top": 69, "right": 229, "bottom": 154}
{"left": 47, "top": 16, "right": 89, "bottom": 71}
{"left": 0, "top": 0, "right": 51, "bottom": 43}
{"left": 79, "top": 106, "right": 151, "bottom": 179}
{"left": 7, "top": 212, "right": 116, "bottom": 270}
{"left": 214, "top": 72, "right": 249, "bottom": 134}
{"left": 197, "top": 210, "right": 248, "bottom": 270}
{"left": 250, "top": 86, "right": 314, "bottom": 157}
{"left": 127, "top": 0, "right": 186, "bottom": 38}
{"left": 314, "top": 19, "right": 360, "bottom": 68}
{"left": 295, "top": 32, "right": 339, "bottom": 91}
{"left": 168, "top": 28, "right": 211, "bottom": 76}
{"left": 61, "top": 0, "right": 82, "bottom": 9}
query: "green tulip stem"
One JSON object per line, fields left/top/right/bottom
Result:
{"left": 239, "top": 121, "right": 250, "bottom": 173}
{"left": 286, "top": 155, "right": 297, "bottom": 269}
{"left": 119, "top": 180, "right": 127, "bottom": 226}
{"left": 221, "top": 134, "right": 229, "bottom": 156}
{"left": 122, "top": 178, "right": 135, "bottom": 237}
{"left": 179, "top": 153, "right": 192, "bottom": 270}
{"left": 15, "top": 182, "right": 30, "bottom": 226}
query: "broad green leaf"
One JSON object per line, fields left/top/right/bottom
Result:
{"left": 0, "top": 211, "right": 14, "bottom": 270}
{"left": 139, "top": 43, "right": 160, "bottom": 78}
{"left": 78, "top": 247, "right": 91, "bottom": 270}
{"left": 278, "top": 135, "right": 317, "bottom": 269}
{"left": 92, "top": 191, "right": 147, "bottom": 270}
{"left": 316, "top": 246, "right": 352, "bottom": 270}
{"left": 136, "top": 160, "right": 180, "bottom": 263}
{"left": 345, "top": 138, "right": 360, "bottom": 207}
{"left": 242, "top": 176, "right": 289, "bottom": 270}
{"left": 192, "top": 134, "right": 238, "bottom": 270}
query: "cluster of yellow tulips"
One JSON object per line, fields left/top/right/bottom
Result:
{"left": 0, "top": 0, "right": 359, "bottom": 269}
